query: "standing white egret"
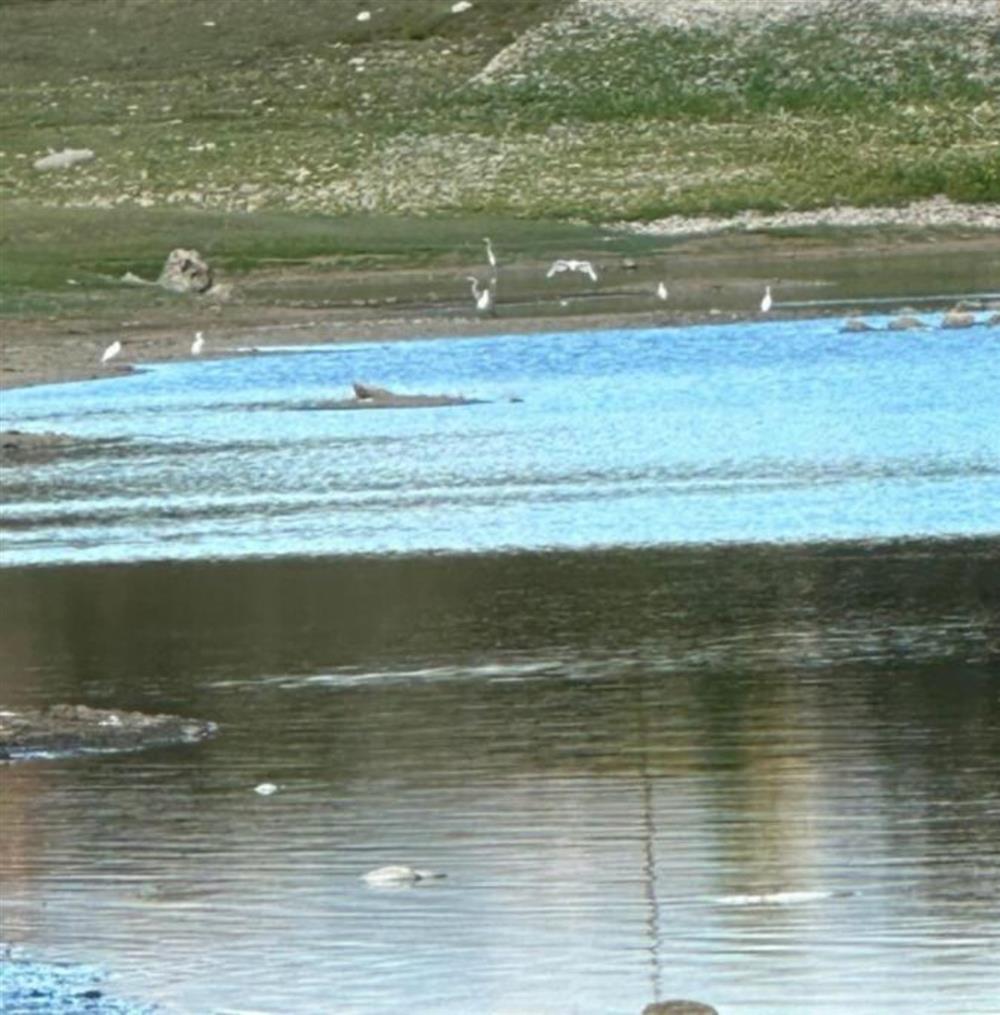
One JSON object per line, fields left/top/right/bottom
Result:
{"left": 656, "top": 281, "right": 668, "bottom": 301}
{"left": 191, "top": 331, "right": 205, "bottom": 356}
{"left": 466, "top": 275, "right": 493, "bottom": 313}
{"left": 546, "top": 259, "right": 598, "bottom": 283}
{"left": 760, "top": 285, "right": 773, "bottom": 313}
{"left": 100, "top": 339, "right": 122, "bottom": 365}
{"left": 483, "top": 236, "right": 496, "bottom": 270}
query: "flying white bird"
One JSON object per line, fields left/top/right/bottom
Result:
{"left": 191, "top": 331, "right": 205, "bottom": 355}
{"left": 656, "top": 281, "right": 668, "bottom": 301}
{"left": 760, "top": 285, "right": 773, "bottom": 313}
{"left": 483, "top": 236, "right": 496, "bottom": 270}
{"left": 546, "top": 259, "right": 597, "bottom": 282}
{"left": 362, "top": 865, "right": 444, "bottom": 886}
{"left": 466, "top": 275, "right": 494, "bottom": 313}
{"left": 100, "top": 340, "right": 122, "bottom": 364}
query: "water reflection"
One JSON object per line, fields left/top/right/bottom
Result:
{"left": 1, "top": 542, "right": 998, "bottom": 1012}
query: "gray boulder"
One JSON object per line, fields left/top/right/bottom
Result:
{"left": 158, "top": 248, "right": 214, "bottom": 294}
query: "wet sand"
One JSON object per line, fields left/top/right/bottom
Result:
{"left": 1, "top": 231, "right": 997, "bottom": 392}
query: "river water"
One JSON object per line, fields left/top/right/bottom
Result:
{"left": 1, "top": 316, "right": 999, "bottom": 1013}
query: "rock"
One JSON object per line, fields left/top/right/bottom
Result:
{"left": 352, "top": 381, "right": 395, "bottom": 400}
{"left": 643, "top": 1002, "right": 719, "bottom": 1015}
{"left": 887, "top": 315, "right": 926, "bottom": 331}
{"left": 0, "top": 704, "right": 217, "bottom": 760}
{"left": 33, "top": 148, "right": 95, "bottom": 171}
{"left": 157, "top": 248, "right": 214, "bottom": 294}
{"left": 841, "top": 318, "right": 874, "bottom": 332}
{"left": 0, "top": 430, "right": 119, "bottom": 464}
{"left": 987, "top": 312, "right": 1000, "bottom": 327}
{"left": 941, "top": 310, "right": 976, "bottom": 329}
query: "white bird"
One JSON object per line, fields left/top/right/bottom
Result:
{"left": 466, "top": 275, "right": 493, "bottom": 313}
{"left": 100, "top": 340, "right": 122, "bottom": 364}
{"left": 656, "top": 281, "right": 668, "bottom": 301}
{"left": 760, "top": 285, "right": 773, "bottom": 313}
{"left": 546, "top": 259, "right": 597, "bottom": 283}
{"left": 191, "top": 331, "right": 205, "bottom": 356}
{"left": 361, "top": 865, "right": 444, "bottom": 886}
{"left": 356, "top": 10, "right": 371, "bottom": 21}
{"left": 483, "top": 236, "right": 496, "bottom": 270}
{"left": 254, "top": 782, "right": 278, "bottom": 796}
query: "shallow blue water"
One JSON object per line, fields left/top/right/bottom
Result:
{"left": 2, "top": 316, "right": 999, "bottom": 566}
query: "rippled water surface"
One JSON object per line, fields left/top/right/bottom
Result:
{"left": 2, "top": 315, "right": 998, "bottom": 565}
{"left": 1, "top": 318, "right": 999, "bottom": 1014}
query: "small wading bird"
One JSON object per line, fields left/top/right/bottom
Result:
{"left": 100, "top": 339, "right": 122, "bottom": 365}
{"left": 191, "top": 331, "right": 205, "bottom": 356}
{"left": 656, "top": 281, "right": 668, "bottom": 301}
{"left": 483, "top": 236, "right": 496, "bottom": 270}
{"left": 760, "top": 285, "right": 773, "bottom": 313}
{"left": 546, "top": 259, "right": 598, "bottom": 283}
{"left": 466, "top": 275, "right": 494, "bottom": 314}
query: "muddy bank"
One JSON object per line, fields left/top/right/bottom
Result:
{"left": 0, "top": 231, "right": 997, "bottom": 393}
{"left": 0, "top": 704, "right": 217, "bottom": 761}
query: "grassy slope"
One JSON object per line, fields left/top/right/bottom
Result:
{"left": 0, "top": 0, "right": 997, "bottom": 316}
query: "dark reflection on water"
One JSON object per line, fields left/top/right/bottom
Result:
{"left": 1, "top": 540, "right": 999, "bottom": 1013}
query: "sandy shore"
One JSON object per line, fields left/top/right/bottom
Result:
{"left": 1, "top": 231, "right": 997, "bottom": 393}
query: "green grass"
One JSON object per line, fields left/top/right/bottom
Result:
{"left": 0, "top": 202, "right": 641, "bottom": 316}
{"left": 0, "top": 0, "right": 997, "bottom": 317}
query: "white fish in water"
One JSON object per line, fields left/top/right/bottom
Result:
{"left": 715, "top": 889, "right": 847, "bottom": 906}
{"left": 361, "top": 865, "right": 444, "bottom": 886}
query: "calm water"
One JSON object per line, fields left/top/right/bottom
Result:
{"left": 1, "top": 317, "right": 999, "bottom": 1014}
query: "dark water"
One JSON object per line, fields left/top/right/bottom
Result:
{"left": 1, "top": 317, "right": 999, "bottom": 1012}
{"left": 1, "top": 544, "right": 999, "bottom": 1014}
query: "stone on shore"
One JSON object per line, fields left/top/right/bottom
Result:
{"left": 158, "top": 248, "right": 214, "bottom": 294}
{"left": 941, "top": 309, "right": 976, "bottom": 329}
{"left": 887, "top": 315, "right": 927, "bottom": 331}
{"left": 33, "top": 147, "right": 95, "bottom": 171}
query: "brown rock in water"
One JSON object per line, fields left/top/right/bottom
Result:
{"left": 158, "top": 248, "right": 214, "bottom": 294}
{"left": 941, "top": 309, "right": 976, "bottom": 329}
{"left": 642, "top": 1002, "right": 719, "bottom": 1015}
{"left": 352, "top": 381, "right": 395, "bottom": 401}
{"left": 987, "top": 312, "right": 1000, "bottom": 327}
{"left": 841, "top": 318, "right": 874, "bottom": 332}
{"left": 887, "top": 315, "right": 927, "bottom": 331}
